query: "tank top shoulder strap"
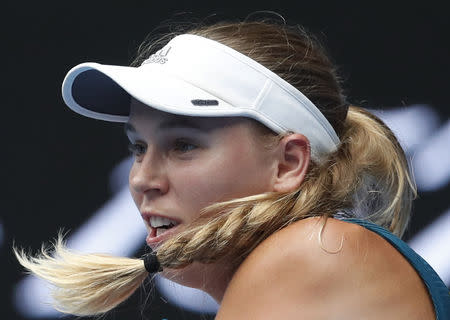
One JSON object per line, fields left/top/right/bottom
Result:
{"left": 341, "top": 218, "right": 450, "bottom": 319}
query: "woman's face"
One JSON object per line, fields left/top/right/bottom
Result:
{"left": 127, "top": 99, "right": 278, "bottom": 251}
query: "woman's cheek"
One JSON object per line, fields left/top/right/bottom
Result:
{"left": 170, "top": 160, "right": 233, "bottom": 207}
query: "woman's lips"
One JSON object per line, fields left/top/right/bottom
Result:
{"left": 146, "top": 224, "right": 182, "bottom": 248}
{"left": 140, "top": 211, "right": 182, "bottom": 249}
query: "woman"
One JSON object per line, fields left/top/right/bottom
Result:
{"left": 16, "top": 20, "right": 449, "bottom": 319}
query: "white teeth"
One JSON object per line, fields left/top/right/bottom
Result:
{"left": 156, "top": 228, "right": 166, "bottom": 237}
{"left": 149, "top": 216, "right": 177, "bottom": 228}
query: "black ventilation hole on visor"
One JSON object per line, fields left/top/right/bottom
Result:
{"left": 72, "top": 69, "right": 130, "bottom": 116}
{"left": 191, "top": 99, "right": 219, "bottom": 106}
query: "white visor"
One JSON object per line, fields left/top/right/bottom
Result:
{"left": 62, "top": 34, "right": 340, "bottom": 161}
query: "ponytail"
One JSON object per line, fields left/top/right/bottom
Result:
{"left": 335, "top": 106, "right": 416, "bottom": 236}
{"left": 13, "top": 238, "right": 158, "bottom": 316}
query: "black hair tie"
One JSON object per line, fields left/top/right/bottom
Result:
{"left": 142, "top": 252, "right": 162, "bottom": 273}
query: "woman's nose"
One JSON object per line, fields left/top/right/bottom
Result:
{"left": 129, "top": 154, "right": 169, "bottom": 196}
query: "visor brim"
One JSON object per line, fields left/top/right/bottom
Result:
{"left": 62, "top": 62, "right": 242, "bottom": 123}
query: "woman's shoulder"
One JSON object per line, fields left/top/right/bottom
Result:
{"left": 234, "top": 217, "right": 370, "bottom": 279}
{"left": 225, "top": 216, "right": 374, "bottom": 289}
{"left": 217, "top": 217, "right": 435, "bottom": 319}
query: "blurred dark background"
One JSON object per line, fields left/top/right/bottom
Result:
{"left": 2, "top": 1, "right": 449, "bottom": 319}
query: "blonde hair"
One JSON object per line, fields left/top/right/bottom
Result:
{"left": 14, "top": 238, "right": 148, "bottom": 315}
{"left": 15, "top": 20, "right": 416, "bottom": 316}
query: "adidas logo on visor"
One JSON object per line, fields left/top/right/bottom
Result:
{"left": 142, "top": 46, "right": 171, "bottom": 65}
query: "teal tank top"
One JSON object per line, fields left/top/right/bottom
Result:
{"left": 342, "top": 218, "right": 450, "bottom": 319}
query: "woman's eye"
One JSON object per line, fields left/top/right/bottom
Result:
{"left": 173, "top": 139, "right": 197, "bottom": 153}
{"left": 128, "top": 142, "right": 146, "bottom": 156}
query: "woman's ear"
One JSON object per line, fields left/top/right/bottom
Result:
{"left": 273, "top": 134, "right": 310, "bottom": 193}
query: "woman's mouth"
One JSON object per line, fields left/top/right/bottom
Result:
{"left": 146, "top": 215, "right": 180, "bottom": 246}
